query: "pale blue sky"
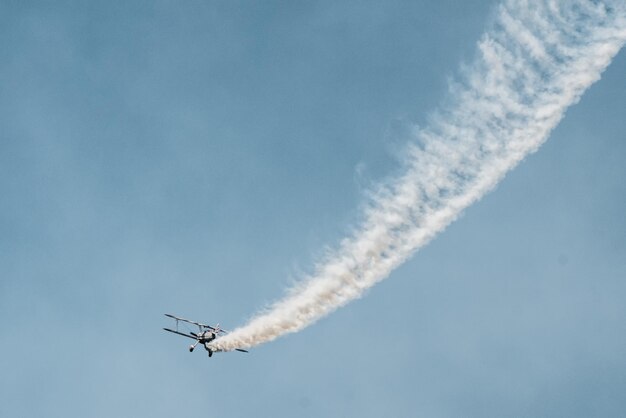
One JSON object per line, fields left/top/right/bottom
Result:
{"left": 1, "top": 1, "right": 625, "bottom": 417}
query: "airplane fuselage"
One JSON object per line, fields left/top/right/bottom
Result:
{"left": 199, "top": 331, "right": 217, "bottom": 356}
{"left": 198, "top": 330, "right": 217, "bottom": 343}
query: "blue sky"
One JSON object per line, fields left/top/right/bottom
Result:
{"left": 1, "top": 1, "right": 625, "bottom": 417}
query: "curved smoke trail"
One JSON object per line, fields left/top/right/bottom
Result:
{"left": 210, "top": 0, "right": 626, "bottom": 352}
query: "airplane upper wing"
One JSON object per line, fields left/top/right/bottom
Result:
{"left": 164, "top": 313, "right": 211, "bottom": 329}
{"left": 164, "top": 313, "right": 228, "bottom": 333}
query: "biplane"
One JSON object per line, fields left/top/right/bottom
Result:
{"left": 163, "top": 313, "right": 248, "bottom": 357}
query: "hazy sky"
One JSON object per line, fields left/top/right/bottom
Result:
{"left": 1, "top": 1, "right": 625, "bottom": 417}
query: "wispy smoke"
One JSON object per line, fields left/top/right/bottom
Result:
{"left": 210, "top": 0, "right": 626, "bottom": 352}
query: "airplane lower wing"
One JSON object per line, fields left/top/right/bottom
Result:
{"left": 163, "top": 328, "right": 197, "bottom": 340}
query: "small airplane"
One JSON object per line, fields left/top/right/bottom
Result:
{"left": 163, "top": 313, "right": 248, "bottom": 357}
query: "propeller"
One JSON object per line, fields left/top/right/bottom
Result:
{"left": 212, "top": 323, "right": 227, "bottom": 334}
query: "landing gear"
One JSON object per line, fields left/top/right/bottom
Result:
{"left": 208, "top": 350, "right": 213, "bottom": 357}
{"left": 189, "top": 345, "right": 195, "bottom": 352}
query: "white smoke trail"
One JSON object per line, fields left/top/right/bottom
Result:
{"left": 210, "top": 0, "right": 626, "bottom": 352}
